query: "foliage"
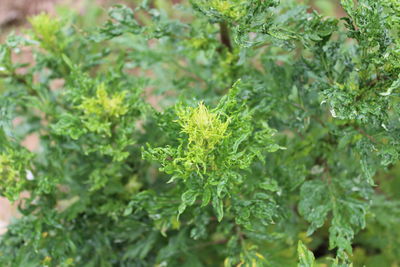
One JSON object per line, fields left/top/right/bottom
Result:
{"left": 0, "top": 0, "right": 399, "bottom": 266}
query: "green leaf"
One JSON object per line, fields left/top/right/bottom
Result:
{"left": 297, "top": 241, "right": 315, "bottom": 267}
{"left": 181, "top": 189, "right": 198, "bottom": 206}
{"left": 212, "top": 196, "right": 224, "bottom": 222}
{"left": 299, "top": 180, "right": 331, "bottom": 235}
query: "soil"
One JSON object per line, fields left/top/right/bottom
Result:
{"left": 0, "top": 0, "right": 58, "bottom": 27}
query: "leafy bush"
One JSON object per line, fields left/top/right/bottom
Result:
{"left": 0, "top": 0, "right": 399, "bottom": 266}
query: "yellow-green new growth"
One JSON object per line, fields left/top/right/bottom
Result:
{"left": 79, "top": 84, "right": 129, "bottom": 118}
{"left": 0, "top": 154, "right": 18, "bottom": 182}
{"left": 29, "top": 13, "right": 63, "bottom": 52}
{"left": 176, "top": 102, "right": 230, "bottom": 173}
{"left": 208, "top": 0, "right": 247, "bottom": 20}
{"left": 0, "top": 153, "right": 24, "bottom": 201}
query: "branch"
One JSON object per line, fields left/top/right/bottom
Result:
{"left": 193, "top": 239, "right": 228, "bottom": 250}
{"left": 219, "top": 21, "right": 232, "bottom": 51}
{"left": 0, "top": 73, "right": 28, "bottom": 86}
{"left": 354, "top": 126, "right": 377, "bottom": 144}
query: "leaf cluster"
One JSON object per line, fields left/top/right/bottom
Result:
{"left": 0, "top": 0, "right": 399, "bottom": 266}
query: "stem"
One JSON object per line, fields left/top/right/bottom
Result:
{"left": 219, "top": 21, "right": 232, "bottom": 51}
{"left": 354, "top": 126, "right": 377, "bottom": 144}
{"left": 193, "top": 239, "right": 228, "bottom": 249}
{"left": 0, "top": 72, "right": 37, "bottom": 96}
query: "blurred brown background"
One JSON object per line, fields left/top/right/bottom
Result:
{"left": 0, "top": 0, "right": 344, "bottom": 28}
{"left": 0, "top": 0, "right": 66, "bottom": 27}
{"left": 0, "top": 0, "right": 115, "bottom": 28}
